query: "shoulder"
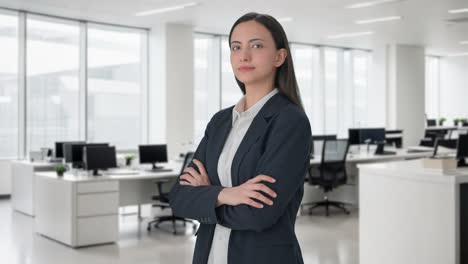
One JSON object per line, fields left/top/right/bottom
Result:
{"left": 274, "top": 95, "right": 309, "bottom": 127}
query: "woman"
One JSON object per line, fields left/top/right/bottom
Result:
{"left": 170, "top": 12, "right": 312, "bottom": 264}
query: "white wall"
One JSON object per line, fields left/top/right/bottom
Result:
{"left": 368, "top": 43, "right": 387, "bottom": 127}
{"left": 440, "top": 57, "right": 468, "bottom": 120}
{"left": 0, "top": 160, "right": 12, "bottom": 195}
{"left": 387, "top": 44, "right": 426, "bottom": 147}
{"left": 164, "top": 24, "right": 194, "bottom": 159}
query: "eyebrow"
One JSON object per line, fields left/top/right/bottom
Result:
{"left": 230, "top": 38, "right": 265, "bottom": 45}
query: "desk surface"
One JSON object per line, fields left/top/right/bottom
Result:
{"left": 36, "top": 165, "right": 180, "bottom": 182}
{"left": 310, "top": 147, "right": 443, "bottom": 165}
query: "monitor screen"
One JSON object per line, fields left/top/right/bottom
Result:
{"left": 348, "top": 129, "right": 361, "bottom": 145}
{"left": 55, "top": 141, "right": 85, "bottom": 158}
{"left": 84, "top": 146, "right": 117, "bottom": 173}
{"left": 64, "top": 143, "right": 108, "bottom": 165}
{"left": 360, "top": 128, "right": 386, "bottom": 144}
{"left": 457, "top": 134, "right": 468, "bottom": 159}
{"left": 139, "top": 144, "right": 168, "bottom": 164}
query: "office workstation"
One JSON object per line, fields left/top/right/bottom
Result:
{"left": 1, "top": 0, "right": 468, "bottom": 263}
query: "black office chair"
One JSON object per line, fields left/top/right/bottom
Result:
{"left": 305, "top": 139, "right": 350, "bottom": 216}
{"left": 419, "top": 130, "right": 447, "bottom": 147}
{"left": 147, "top": 151, "right": 197, "bottom": 235}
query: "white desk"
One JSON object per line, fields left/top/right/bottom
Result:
{"left": 11, "top": 160, "right": 57, "bottom": 216}
{"left": 34, "top": 166, "right": 180, "bottom": 248}
{"left": 310, "top": 148, "right": 435, "bottom": 165}
{"left": 358, "top": 159, "right": 468, "bottom": 264}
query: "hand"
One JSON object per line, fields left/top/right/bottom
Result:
{"left": 179, "top": 159, "right": 211, "bottom": 186}
{"left": 216, "top": 175, "right": 277, "bottom": 208}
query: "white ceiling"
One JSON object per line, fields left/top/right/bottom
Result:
{"left": 1, "top": 0, "right": 468, "bottom": 55}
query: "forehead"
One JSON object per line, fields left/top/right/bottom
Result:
{"left": 230, "top": 20, "right": 272, "bottom": 42}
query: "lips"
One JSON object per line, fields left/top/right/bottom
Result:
{"left": 238, "top": 66, "right": 255, "bottom": 72}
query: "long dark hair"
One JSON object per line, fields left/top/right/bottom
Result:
{"left": 228, "top": 12, "right": 303, "bottom": 110}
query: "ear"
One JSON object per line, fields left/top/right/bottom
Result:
{"left": 274, "top": 48, "right": 287, "bottom": 67}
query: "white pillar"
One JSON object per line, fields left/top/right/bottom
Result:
{"left": 386, "top": 44, "right": 425, "bottom": 147}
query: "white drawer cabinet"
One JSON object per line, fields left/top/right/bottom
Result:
{"left": 77, "top": 215, "right": 118, "bottom": 246}
{"left": 77, "top": 192, "right": 119, "bottom": 217}
{"left": 35, "top": 176, "right": 120, "bottom": 247}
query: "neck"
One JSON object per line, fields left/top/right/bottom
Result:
{"left": 244, "top": 81, "right": 275, "bottom": 111}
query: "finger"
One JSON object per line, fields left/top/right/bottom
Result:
{"left": 248, "top": 174, "right": 276, "bottom": 184}
{"left": 244, "top": 198, "right": 263, "bottom": 209}
{"left": 252, "top": 184, "right": 277, "bottom": 198}
{"left": 249, "top": 191, "right": 274, "bottom": 206}
{"left": 180, "top": 174, "right": 196, "bottom": 185}
{"left": 180, "top": 181, "right": 191, "bottom": 185}
{"left": 192, "top": 159, "right": 208, "bottom": 176}
{"left": 184, "top": 167, "right": 201, "bottom": 179}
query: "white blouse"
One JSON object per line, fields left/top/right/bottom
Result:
{"left": 208, "top": 88, "right": 279, "bottom": 264}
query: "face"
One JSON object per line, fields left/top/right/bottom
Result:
{"left": 230, "top": 20, "right": 287, "bottom": 88}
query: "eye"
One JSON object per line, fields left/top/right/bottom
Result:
{"left": 252, "top": 43, "right": 263, "bottom": 49}
{"left": 231, "top": 45, "right": 240, "bottom": 51}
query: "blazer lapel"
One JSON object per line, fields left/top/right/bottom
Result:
{"left": 230, "top": 93, "right": 287, "bottom": 186}
{"left": 208, "top": 108, "right": 233, "bottom": 186}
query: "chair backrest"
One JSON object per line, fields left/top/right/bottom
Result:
{"left": 309, "top": 139, "right": 349, "bottom": 190}
{"left": 180, "top": 151, "right": 195, "bottom": 175}
{"left": 321, "top": 139, "right": 349, "bottom": 163}
{"left": 311, "top": 135, "right": 337, "bottom": 158}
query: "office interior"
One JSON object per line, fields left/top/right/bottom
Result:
{"left": 1, "top": 0, "right": 468, "bottom": 263}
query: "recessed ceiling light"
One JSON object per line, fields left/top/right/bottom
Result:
{"left": 447, "top": 52, "right": 468, "bottom": 57}
{"left": 355, "top": 16, "right": 402, "bottom": 24}
{"left": 346, "top": 0, "right": 405, "bottom": 9}
{"left": 135, "top": 2, "right": 198, "bottom": 16}
{"left": 448, "top": 8, "right": 468, "bottom": 14}
{"left": 277, "top": 17, "right": 293, "bottom": 23}
{"left": 327, "top": 31, "right": 374, "bottom": 39}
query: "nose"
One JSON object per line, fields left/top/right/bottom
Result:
{"left": 239, "top": 48, "right": 251, "bottom": 62}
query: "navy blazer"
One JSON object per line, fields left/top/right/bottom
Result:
{"left": 170, "top": 92, "right": 312, "bottom": 264}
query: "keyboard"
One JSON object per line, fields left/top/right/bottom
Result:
{"left": 146, "top": 168, "right": 173, "bottom": 172}
{"left": 375, "top": 150, "right": 397, "bottom": 156}
{"left": 107, "top": 169, "right": 139, "bottom": 175}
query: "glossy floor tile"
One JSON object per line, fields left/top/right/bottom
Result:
{"left": 0, "top": 199, "right": 358, "bottom": 264}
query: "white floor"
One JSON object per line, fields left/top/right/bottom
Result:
{"left": 0, "top": 198, "right": 358, "bottom": 264}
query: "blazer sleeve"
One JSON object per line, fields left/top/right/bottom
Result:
{"left": 215, "top": 108, "right": 312, "bottom": 232}
{"left": 169, "top": 115, "right": 224, "bottom": 225}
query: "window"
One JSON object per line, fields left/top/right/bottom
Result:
{"left": 291, "top": 44, "right": 322, "bottom": 134}
{"left": 0, "top": 12, "right": 18, "bottom": 158}
{"left": 194, "top": 34, "right": 220, "bottom": 143}
{"left": 324, "top": 48, "right": 339, "bottom": 134}
{"left": 87, "top": 24, "right": 147, "bottom": 149}
{"left": 290, "top": 44, "right": 372, "bottom": 137}
{"left": 26, "top": 15, "right": 81, "bottom": 152}
{"left": 221, "top": 36, "right": 242, "bottom": 108}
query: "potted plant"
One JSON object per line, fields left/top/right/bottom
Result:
{"left": 438, "top": 117, "right": 446, "bottom": 126}
{"left": 124, "top": 155, "right": 135, "bottom": 167}
{"left": 454, "top": 118, "right": 460, "bottom": 127}
{"left": 461, "top": 118, "right": 468, "bottom": 127}
{"left": 55, "top": 164, "right": 66, "bottom": 177}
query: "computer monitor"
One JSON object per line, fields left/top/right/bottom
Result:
{"left": 348, "top": 129, "right": 362, "bottom": 145}
{"left": 64, "top": 143, "right": 108, "bottom": 168}
{"left": 348, "top": 128, "right": 386, "bottom": 145}
{"left": 427, "top": 119, "right": 437, "bottom": 127}
{"left": 55, "top": 141, "right": 85, "bottom": 158}
{"left": 84, "top": 146, "right": 117, "bottom": 176}
{"left": 360, "top": 128, "right": 386, "bottom": 144}
{"left": 139, "top": 144, "right": 168, "bottom": 170}
{"left": 457, "top": 134, "right": 468, "bottom": 167}
{"left": 433, "top": 138, "right": 458, "bottom": 157}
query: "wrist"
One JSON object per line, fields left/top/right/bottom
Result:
{"left": 216, "top": 187, "right": 228, "bottom": 207}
